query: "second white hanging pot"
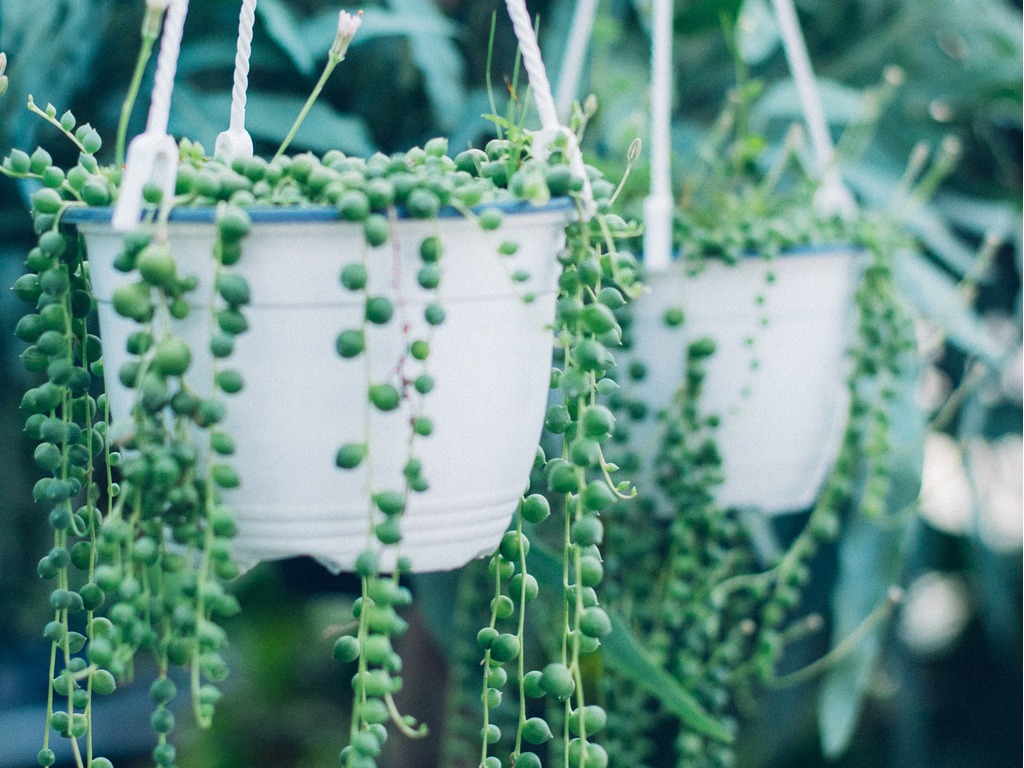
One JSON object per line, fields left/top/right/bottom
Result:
{"left": 625, "top": 244, "right": 862, "bottom": 515}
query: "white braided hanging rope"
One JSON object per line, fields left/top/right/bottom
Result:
{"left": 231, "top": 0, "right": 256, "bottom": 131}
{"left": 770, "top": 0, "right": 856, "bottom": 218}
{"left": 216, "top": 0, "right": 257, "bottom": 162}
{"left": 640, "top": 0, "right": 857, "bottom": 255}
{"left": 503, "top": 0, "right": 595, "bottom": 218}
{"left": 113, "top": 0, "right": 189, "bottom": 230}
{"left": 145, "top": 0, "right": 189, "bottom": 135}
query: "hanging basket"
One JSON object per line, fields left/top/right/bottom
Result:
{"left": 69, "top": 201, "right": 572, "bottom": 572}
{"left": 627, "top": 245, "right": 861, "bottom": 515}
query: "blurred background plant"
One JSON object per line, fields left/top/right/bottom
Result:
{"left": 0, "top": 1, "right": 1019, "bottom": 767}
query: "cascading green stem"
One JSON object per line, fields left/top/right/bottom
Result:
{"left": 78, "top": 303, "right": 98, "bottom": 765}
{"left": 513, "top": 512, "right": 529, "bottom": 758}
{"left": 346, "top": 575, "right": 371, "bottom": 768}
{"left": 275, "top": 9, "right": 361, "bottom": 161}
{"left": 115, "top": 5, "right": 166, "bottom": 166}
{"left": 273, "top": 51, "right": 342, "bottom": 163}
{"left": 478, "top": 564, "right": 501, "bottom": 766}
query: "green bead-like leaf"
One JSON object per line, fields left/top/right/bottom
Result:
{"left": 336, "top": 329, "right": 365, "bottom": 358}
{"left": 336, "top": 442, "right": 367, "bottom": 469}
{"left": 521, "top": 717, "right": 553, "bottom": 745}
{"left": 333, "top": 635, "right": 360, "bottom": 663}
{"left": 368, "top": 383, "right": 401, "bottom": 411}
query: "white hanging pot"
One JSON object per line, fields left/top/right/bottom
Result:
{"left": 626, "top": 245, "right": 862, "bottom": 515}
{"left": 70, "top": 201, "right": 572, "bottom": 572}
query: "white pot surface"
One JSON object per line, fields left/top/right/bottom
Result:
{"left": 626, "top": 246, "right": 861, "bottom": 515}
{"left": 82, "top": 205, "right": 570, "bottom": 572}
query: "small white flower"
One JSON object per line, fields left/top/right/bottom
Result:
{"left": 331, "top": 9, "right": 363, "bottom": 59}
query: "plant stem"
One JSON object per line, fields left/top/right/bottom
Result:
{"left": 767, "top": 588, "right": 901, "bottom": 688}
{"left": 116, "top": 33, "right": 159, "bottom": 166}
{"left": 479, "top": 561, "right": 502, "bottom": 767}
{"left": 513, "top": 511, "right": 528, "bottom": 757}
{"left": 26, "top": 97, "right": 86, "bottom": 154}
{"left": 273, "top": 54, "right": 340, "bottom": 162}
{"left": 485, "top": 12, "right": 502, "bottom": 140}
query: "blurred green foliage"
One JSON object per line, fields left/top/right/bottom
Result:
{"left": 0, "top": 1, "right": 1019, "bottom": 767}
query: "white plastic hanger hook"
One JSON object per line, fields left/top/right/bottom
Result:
{"left": 113, "top": 0, "right": 190, "bottom": 231}
{"left": 215, "top": 0, "right": 257, "bottom": 163}
{"left": 770, "top": 0, "right": 856, "bottom": 220}
{"left": 503, "top": 0, "right": 595, "bottom": 219}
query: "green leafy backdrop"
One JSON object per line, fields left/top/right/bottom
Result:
{"left": 0, "top": 1, "right": 1019, "bottom": 767}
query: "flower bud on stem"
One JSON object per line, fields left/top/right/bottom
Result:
{"left": 273, "top": 10, "right": 362, "bottom": 162}
{"left": 115, "top": 0, "right": 170, "bottom": 165}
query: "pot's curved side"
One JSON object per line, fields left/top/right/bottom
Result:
{"left": 627, "top": 247, "right": 861, "bottom": 515}
{"left": 81, "top": 207, "right": 570, "bottom": 572}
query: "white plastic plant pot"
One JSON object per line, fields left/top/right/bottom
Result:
{"left": 71, "top": 201, "right": 572, "bottom": 572}
{"left": 627, "top": 245, "right": 862, "bottom": 515}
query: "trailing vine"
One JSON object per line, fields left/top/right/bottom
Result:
{"left": 7, "top": 70, "right": 648, "bottom": 766}
{"left": 596, "top": 205, "right": 917, "bottom": 768}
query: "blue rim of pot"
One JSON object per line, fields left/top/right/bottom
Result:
{"left": 60, "top": 196, "right": 575, "bottom": 225}
{"left": 755, "top": 242, "right": 860, "bottom": 257}
{"left": 674, "top": 242, "right": 863, "bottom": 263}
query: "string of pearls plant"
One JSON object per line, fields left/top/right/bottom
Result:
{"left": 4, "top": 7, "right": 646, "bottom": 768}
{"left": 589, "top": 75, "right": 940, "bottom": 767}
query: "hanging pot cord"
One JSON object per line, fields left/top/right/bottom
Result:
{"left": 215, "top": 0, "right": 258, "bottom": 163}
{"left": 113, "top": 0, "right": 189, "bottom": 231}
{"left": 117, "top": 0, "right": 256, "bottom": 228}
{"left": 116, "top": 1, "right": 593, "bottom": 224}
{"left": 770, "top": 0, "right": 856, "bottom": 219}
{"left": 503, "top": 0, "right": 596, "bottom": 219}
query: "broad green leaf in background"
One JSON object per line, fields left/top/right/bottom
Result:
{"left": 527, "top": 542, "right": 734, "bottom": 743}
{"left": 298, "top": 7, "right": 460, "bottom": 58}
{"left": 410, "top": 570, "right": 460, "bottom": 649}
{"left": 169, "top": 86, "right": 377, "bottom": 157}
{"left": 243, "top": 91, "right": 377, "bottom": 157}
{"left": 828, "top": 0, "right": 1022, "bottom": 100}
{"left": 842, "top": 163, "right": 978, "bottom": 276}
{"left": 894, "top": 248, "right": 1006, "bottom": 365}
{"left": 177, "top": 38, "right": 246, "bottom": 76}
{"left": 602, "top": 613, "right": 736, "bottom": 744}
{"left": 167, "top": 84, "right": 224, "bottom": 153}
{"left": 934, "top": 191, "right": 1022, "bottom": 245}
{"left": 176, "top": 38, "right": 290, "bottom": 79}
{"left": 818, "top": 350, "right": 926, "bottom": 757}
{"left": 752, "top": 79, "right": 867, "bottom": 130}
{"left": 0, "top": 0, "right": 112, "bottom": 150}
{"left": 256, "top": 0, "right": 316, "bottom": 76}
{"left": 669, "top": 0, "right": 745, "bottom": 35}
{"left": 931, "top": 0, "right": 1023, "bottom": 94}
{"left": 818, "top": 516, "right": 902, "bottom": 758}
{"left": 447, "top": 89, "right": 504, "bottom": 153}
{"left": 295, "top": 3, "right": 465, "bottom": 132}
{"left": 388, "top": 0, "right": 465, "bottom": 133}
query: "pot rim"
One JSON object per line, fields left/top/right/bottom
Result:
{"left": 674, "top": 241, "right": 864, "bottom": 263}
{"left": 61, "top": 197, "right": 575, "bottom": 225}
